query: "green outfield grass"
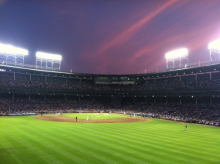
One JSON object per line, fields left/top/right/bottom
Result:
{"left": 0, "top": 113, "right": 220, "bottom": 164}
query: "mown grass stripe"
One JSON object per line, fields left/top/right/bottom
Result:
{"left": 1, "top": 115, "right": 220, "bottom": 164}
{"left": 0, "top": 126, "right": 51, "bottom": 164}
{"left": 10, "top": 118, "right": 124, "bottom": 164}
{"left": 4, "top": 121, "right": 103, "bottom": 164}
{"left": 31, "top": 122, "right": 146, "bottom": 164}
{"left": 29, "top": 119, "right": 162, "bottom": 163}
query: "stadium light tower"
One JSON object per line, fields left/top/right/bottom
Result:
{"left": 208, "top": 39, "right": 220, "bottom": 63}
{"left": 36, "top": 52, "right": 62, "bottom": 71}
{"left": 0, "top": 43, "right": 28, "bottom": 66}
{"left": 165, "top": 48, "right": 188, "bottom": 70}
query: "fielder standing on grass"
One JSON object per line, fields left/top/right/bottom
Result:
{"left": 76, "top": 116, "right": 77, "bottom": 122}
{"left": 185, "top": 124, "right": 187, "bottom": 131}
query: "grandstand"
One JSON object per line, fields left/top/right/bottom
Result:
{"left": 0, "top": 61, "right": 220, "bottom": 126}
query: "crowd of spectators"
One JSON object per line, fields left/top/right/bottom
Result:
{"left": 1, "top": 71, "right": 220, "bottom": 92}
{"left": 1, "top": 71, "right": 220, "bottom": 126}
{"left": 0, "top": 96, "right": 220, "bottom": 126}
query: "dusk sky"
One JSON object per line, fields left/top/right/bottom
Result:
{"left": 1, "top": 0, "right": 220, "bottom": 74}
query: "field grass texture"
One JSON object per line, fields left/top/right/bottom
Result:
{"left": 0, "top": 113, "right": 220, "bottom": 164}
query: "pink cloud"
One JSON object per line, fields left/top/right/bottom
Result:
{"left": 97, "top": 0, "right": 178, "bottom": 54}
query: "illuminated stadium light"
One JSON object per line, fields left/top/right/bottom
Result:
{"left": 208, "top": 39, "right": 220, "bottom": 62}
{"left": 36, "top": 51, "right": 62, "bottom": 71}
{"left": 0, "top": 42, "right": 29, "bottom": 67}
{"left": 208, "top": 39, "right": 220, "bottom": 50}
{"left": 165, "top": 48, "right": 188, "bottom": 70}
{"left": 165, "top": 48, "right": 188, "bottom": 59}
{"left": 0, "top": 43, "right": 28, "bottom": 55}
{"left": 0, "top": 44, "right": 15, "bottom": 54}
{"left": 36, "top": 52, "right": 62, "bottom": 60}
{"left": 15, "top": 47, "right": 28, "bottom": 55}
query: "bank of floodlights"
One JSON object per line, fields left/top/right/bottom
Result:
{"left": 36, "top": 52, "right": 62, "bottom": 70}
{"left": 0, "top": 43, "right": 28, "bottom": 66}
{"left": 208, "top": 39, "right": 220, "bottom": 63}
{"left": 165, "top": 48, "right": 188, "bottom": 70}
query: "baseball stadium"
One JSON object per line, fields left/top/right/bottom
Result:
{"left": 1, "top": 39, "right": 220, "bottom": 163}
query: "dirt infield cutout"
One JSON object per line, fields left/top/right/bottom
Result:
{"left": 34, "top": 116, "right": 148, "bottom": 123}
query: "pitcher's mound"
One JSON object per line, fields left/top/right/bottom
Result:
{"left": 34, "top": 116, "right": 148, "bottom": 123}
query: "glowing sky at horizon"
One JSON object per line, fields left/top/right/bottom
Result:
{"left": 0, "top": 0, "right": 220, "bottom": 74}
